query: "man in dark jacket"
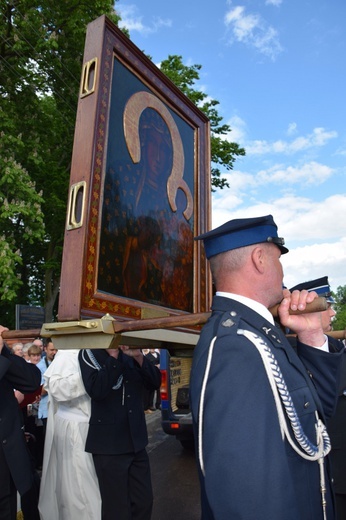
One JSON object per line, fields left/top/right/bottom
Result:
{"left": 328, "top": 344, "right": 346, "bottom": 519}
{"left": 79, "top": 345, "right": 161, "bottom": 520}
{"left": 0, "top": 325, "right": 42, "bottom": 520}
{"left": 290, "top": 276, "right": 346, "bottom": 520}
{"left": 190, "top": 215, "right": 343, "bottom": 520}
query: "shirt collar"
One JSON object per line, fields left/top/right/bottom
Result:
{"left": 216, "top": 291, "right": 275, "bottom": 325}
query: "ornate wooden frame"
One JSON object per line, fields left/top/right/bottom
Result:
{"left": 58, "top": 15, "right": 211, "bottom": 323}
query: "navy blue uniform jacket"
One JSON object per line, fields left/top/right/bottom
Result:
{"left": 0, "top": 346, "right": 41, "bottom": 497}
{"left": 190, "top": 296, "right": 343, "bottom": 520}
{"left": 79, "top": 349, "right": 161, "bottom": 454}
{"left": 327, "top": 345, "right": 346, "bottom": 495}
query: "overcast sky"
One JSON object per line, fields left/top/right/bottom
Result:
{"left": 115, "top": 0, "right": 346, "bottom": 292}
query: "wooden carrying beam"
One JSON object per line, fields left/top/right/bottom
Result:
{"left": 110, "top": 296, "right": 329, "bottom": 334}
{"left": 3, "top": 296, "right": 343, "bottom": 349}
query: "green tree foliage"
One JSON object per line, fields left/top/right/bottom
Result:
{"left": 0, "top": 125, "right": 44, "bottom": 301}
{"left": 0, "top": 1, "right": 121, "bottom": 326}
{"left": 332, "top": 285, "right": 346, "bottom": 331}
{"left": 159, "top": 55, "right": 245, "bottom": 190}
{"left": 0, "top": 4, "right": 244, "bottom": 326}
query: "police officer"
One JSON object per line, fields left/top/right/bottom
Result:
{"left": 190, "top": 215, "right": 343, "bottom": 520}
{"left": 290, "top": 277, "right": 346, "bottom": 520}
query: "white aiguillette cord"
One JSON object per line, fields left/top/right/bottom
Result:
{"left": 198, "top": 330, "right": 331, "bottom": 520}
{"left": 82, "top": 349, "right": 123, "bottom": 390}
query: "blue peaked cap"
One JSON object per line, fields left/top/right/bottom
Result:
{"left": 195, "top": 214, "right": 288, "bottom": 259}
{"left": 290, "top": 276, "right": 335, "bottom": 303}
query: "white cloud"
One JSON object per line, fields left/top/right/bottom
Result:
{"left": 281, "top": 239, "right": 346, "bottom": 291}
{"left": 256, "top": 161, "right": 333, "bottom": 186}
{"left": 211, "top": 192, "right": 346, "bottom": 291}
{"left": 153, "top": 17, "right": 172, "bottom": 31}
{"left": 212, "top": 192, "right": 346, "bottom": 241}
{"left": 276, "top": 194, "right": 346, "bottom": 243}
{"left": 224, "top": 115, "right": 248, "bottom": 143}
{"left": 287, "top": 122, "right": 297, "bottom": 136}
{"left": 117, "top": 5, "right": 172, "bottom": 36}
{"left": 212, "top": 162, "right": 334, "bottom": 200}
{"left": 224, "top": 5, "right": 282, "bottom": 59}
{"left": 335, "top": 145, "right": 346, "bottom": 156}
{"left": 265, "top": 0, "right": 283, "bottom": 6}
{"left": 246, "top": 127, "right": 338, "bottom": 155}
{"left": 225, "top": 6, "right": 259, "bottom": 39}
{"left": 211, "top": 173, "right": 256, "bottom": 227}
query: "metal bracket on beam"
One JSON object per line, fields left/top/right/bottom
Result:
{"left": 41, "top": 313, "right": 200, "bottom": 350}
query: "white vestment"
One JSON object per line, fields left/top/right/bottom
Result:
{"left": 38, "top": 350, "right": 101, "bottom": 520}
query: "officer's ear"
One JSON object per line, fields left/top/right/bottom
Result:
{"left": 251, "top": 245, "right": 266, "bottom": 275}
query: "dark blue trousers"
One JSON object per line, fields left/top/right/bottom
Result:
{"left": 93, "top": 449, "right": 153, "bottom": 520}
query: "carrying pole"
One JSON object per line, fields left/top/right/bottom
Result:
{"left": 1, "top": 296, "right": 335, "bottom": 348}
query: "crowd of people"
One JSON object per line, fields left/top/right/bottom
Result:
{"left": 0, "top": 327, "right": 42, "bottom": 520}
{"left": 1, "top": 330, "right": 161, "bottom": 520}
{"left": 1, "top": 213, "right": 345, "bottom": 520}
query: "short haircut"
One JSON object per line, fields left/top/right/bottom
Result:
{"left": 28, "top": 344, "right": 42, "bottom": 356}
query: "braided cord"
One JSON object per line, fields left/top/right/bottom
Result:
{"left": 83, "top": 349, "right": 123, "bottom": 390}
{"left": 237, "top": 329, "right": 331, "bottom": 520}
{"left": 237, "top": 329, "right": 331, "bottom": 460}
{"left": 197, "top": 329, "right": 331, "bottom": 520}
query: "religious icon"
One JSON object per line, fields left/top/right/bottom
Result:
{"left": 98, "top": 75, "right": 195, "bottom": 311}
{"left": 58, "top": 17, "right": 210, "bottom": 321}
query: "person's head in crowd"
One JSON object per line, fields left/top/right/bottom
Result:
{"left": 22, "top": 342, "right": 32, "bottom": 361}
{"left": 28, "top": 344, "right": 42, "bottom": 364}
{"left": 44, "top": 338, "right": 57, "bottom": 363}
{"left": 12, "top": 342, "right": 24, "bottom": 357}
{"left": 33, "top": 338, "right": 44, "bottom": 351}
{"left": 290, "top": 276, "right": 335, "bottom": 333}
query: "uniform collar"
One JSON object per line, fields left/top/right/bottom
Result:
{"left": 216, "top": 291, "right": 275, "bottom": 325}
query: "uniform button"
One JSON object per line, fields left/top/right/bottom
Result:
{"left": 304, "top": 402, "right": 310, "bottom": 408}
{"left": 343, "top": 389, "right": 346, "bottom": 397}
{"left": 230, "top": 311, "right": 237, "bottom": 317}
{"left": 129, "top": 410, "right": 132, "bottom": 414}
{"left": 127, "top": 395, "right": 130, "bottom": 398}
{"left": 2, "top": 439, "right": 7, "bottom": 444}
